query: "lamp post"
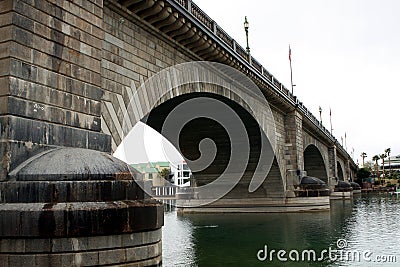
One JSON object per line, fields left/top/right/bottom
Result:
{"left": 319, "top": 106, "right": 322, "bottom": 124}
{"left": 244, "top": 16, "right": 250, "bottom": 55}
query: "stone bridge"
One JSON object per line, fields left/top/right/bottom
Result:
{"left": 97, "top": 0, "right": 357, "bottom": 201}
{"left": 0, "top": 0, "right": 356, "bottom": 265}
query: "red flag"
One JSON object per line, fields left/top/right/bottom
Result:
{"left": 289, "top": 45, "right": 291, "bottom": 61}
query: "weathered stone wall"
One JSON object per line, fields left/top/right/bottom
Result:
{"left": 0, "top": 1, "right": 163, "bottom": 266}
{"left": 101, "top": 2, "right": 196, "bottom": 151}
{"left": 328, "top": 146, "right": 337, "bottom": 177}
{"left": 0, "top": 0, "right": 110, "bottom": 178}
{"left": 283, "top": 110, "right": 304, "bottom": 173}
{"left": 271, "top": 108, "right": 287, "bottom": 187}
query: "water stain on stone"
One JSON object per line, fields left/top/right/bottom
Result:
{"left": 39, "top": 204, "right": 56, "bottom": 237}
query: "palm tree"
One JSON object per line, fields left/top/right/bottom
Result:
{"left": 385, "top": 148, "right": 391, "bottom": 177}
{"left": 159, "top": 168, "right": 170, "bottom": 180}
{"left": 360, "top": 152, "right": 367, "bottom": 167}
{"left": 372, "top": 155, "right": 380, "bottom": 183}
{"left": 380, "top": 153, "right": 387, "bottom": 182}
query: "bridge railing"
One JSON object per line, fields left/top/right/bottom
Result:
{"left": 262, "top": 67, "right": 273, "bottom": 81}
{"left": 190, "top": 1, "right": 213, "bottom": 31}
{"left": 216, "top": 24, "right": 234, "bottom": 47}
{"left": 235, "top": 43, "right": 249, "bottom": 61}
{"left": 171, "top": 0, "right": 354, "bottom": 163}
{"left": 251, "top": 57, "right": 263, "bottom": 73}
{"left": 175, "top": 0, "right": 188, "bottom": 9}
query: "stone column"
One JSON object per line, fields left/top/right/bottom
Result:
{"left": 328, "top": 145, "right": 338, "bottom": 188}
{"left": 0, "top": 1, "right": 162, "bottom": 266}
{"left": 0, "top": 0, "right": 110, "bottom": 178}
{"left": 284, "top": 110, "right": 304, "bottom": 193}
{"left": 346, "top": 159, "right": 351, "bottom": 181}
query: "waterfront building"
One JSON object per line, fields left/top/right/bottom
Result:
{"left": 172, "top": 161, "right": 192, "bottom": 187}
{"left": 131, "top": 161, "right": 192, "bottom": 187}
{"left": 131, "top": 162, "right": 168, "bottom": 186}
{"left": 380, "top": 155, "right": 400, "bottom": 174}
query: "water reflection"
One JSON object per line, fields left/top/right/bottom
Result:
{"left": 162, "top": 194, "right": 400, "bottom": 266}
{"left": 333, "top": 194, "right": 400, "bottom": 267}
{"left": 162, "top": 210, "right": 196, "bottom": 266}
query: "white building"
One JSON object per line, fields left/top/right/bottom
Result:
{"left": 171, "top": 161, "right": 192, "bottom": 187}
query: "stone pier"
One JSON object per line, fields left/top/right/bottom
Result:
{"left": 0, "top": 0, "right": 163, "bottom": 265}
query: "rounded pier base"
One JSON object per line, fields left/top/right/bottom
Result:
{"left": 330, "top": 191, "right": 353, "bottom": 200}
{"left": 0, "top": 148, "right": 163, "bottom": 267}
{"left": 0, "top": 230, "right": 161, "bottom": 267}
{"left": 177, "top": 196, "right": 330, "bottom": 213}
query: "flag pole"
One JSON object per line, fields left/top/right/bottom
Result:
{"left": 289, "top": 45, "right": 294, "bottom": 95}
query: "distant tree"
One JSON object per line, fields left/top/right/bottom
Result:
{"left": 159, "top": 168, "right": 170, "bottom": 180}
{"left": 380, "top": 153, "right": 387, "bottom": 178}
{"left": 372, "top": 155, "right": 380, "bottom": 181}
{"left": 360, "top": 152, "right": 367, "bottom": 167}
{"left": 363, "top": 160, "right": 373, "bottom": 172}
{"left": 356, "top": 168, "right": 371, "bottom": 182}
{"left": 356, "top": 168, "right": 371, "bottom": 185}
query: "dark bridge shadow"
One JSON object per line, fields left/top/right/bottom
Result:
{"left": 303, "top": 144, "right": 328, "bottom": 183}
{"left": 142, "top": 92, "right": 284, "bottom": 198}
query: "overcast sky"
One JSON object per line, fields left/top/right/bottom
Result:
{"left": 115, "top": 0, "right": 400, "bottom": 165}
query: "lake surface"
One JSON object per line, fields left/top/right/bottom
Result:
{"left": 162, "top": 194, "right": 400, "bottom": 266}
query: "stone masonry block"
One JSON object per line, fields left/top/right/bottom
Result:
{"left": 0, "top": 77, "right": 10, "bottom": 96}
{"left": 126, "top": 245, "right": 149, "bottom": 262}
{"left": 25, "top": 239, "right": 52, "bottom": 253}
{"left": 35, "top": 254, "right": 62, "bottom": 267}
{"left": 98, "top": 248, "right": 126, "bottom": 265}
{"left": 0, "top": 254, "right": 8, "bottom": 267}
{"left": 0, "top": 58, "right": 11, "bottom": 76}
{"left": 87, "top": 234, "right": 122, "bottom": 250}
{"left": 8, "top": 255, "right": 36, "bottom": 267}
{"left": 0, "top": 239, "right": 25, "bottom": 253}
{"left": 0, "top": 0, "right": 13, "bottom": 13}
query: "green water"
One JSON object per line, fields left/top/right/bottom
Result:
{"left": 162, "top": 194, "right": 400, "bottom": 266}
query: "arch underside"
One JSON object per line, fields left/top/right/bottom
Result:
{"left": 337, "top": 161, "right": 344, "bottom": 180}
{"left": 303, "top": 144, "right": 328, "bottom": 183}
{"left": 143, "top": 92, "right": 285, "bottom": 198}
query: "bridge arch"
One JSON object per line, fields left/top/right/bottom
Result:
{"left": 337, "top": 161, "right": 345, "bottom": 181}
{"left": 303, "top": 144, "right": 328, "bottom": 183}
{"left": 144, "top": 91, "right": 284, "bottom": 198}
{"left": 105, "top": 62, "right": 284, "bottom": 201}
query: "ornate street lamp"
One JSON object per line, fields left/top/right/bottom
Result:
{"left": 319, "top": 106, "right": 322, "bottom": 124}
{"left": 244, "top": 16, "right": 250, "bottom": 54}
